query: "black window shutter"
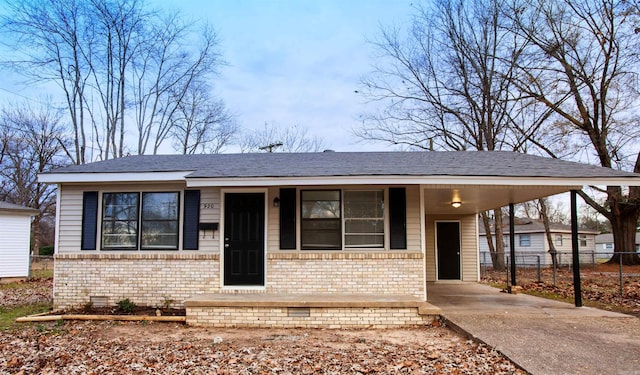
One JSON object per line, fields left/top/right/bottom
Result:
{"left": 279, "top": 188, "right": 296, "bottom": 249}
{"left": 183, "top": 190, "right": 200, "bottom": 250}
{"left": 81, "top": 191, "right": 98, "bottom": 250}
{"left": 389, "top": 187, "right": 407, "bottom": 249}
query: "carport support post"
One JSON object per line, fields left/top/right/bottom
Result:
{"left": 571, "top": 190, "right": 583, "bottom": 307}
{"left": 509, "top": 202, "right": 516, "bottom": 286}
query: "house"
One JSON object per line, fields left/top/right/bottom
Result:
{"left": 595, "top": 233, "right": 640, "bottom": 256}
{"left": 0, "top": 202, "right": 39, "bottom": 282}
{"left": 39, "top": 151, "right": 640, "bottom": 327}
{"left": 479, "top": 217, "right": 598, "bottom": 267}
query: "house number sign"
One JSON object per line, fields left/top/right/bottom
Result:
{"left": 202, "top": 203, "right": 215, "bottom": 209}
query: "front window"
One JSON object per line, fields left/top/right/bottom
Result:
{"left": 519, "top": 234, "right": 531, "bottom": 247}
{"left": 301, "top": 189, "right": 385, "bottom": 250}
{"left": 301, "top": 190, "right": 341, "bottom": 250}
{"left": 344, "top": 190, "right": 384, "bottom": 248}
{"left": 141, "top": 192, "right": 179, "bottom": 249}
{"left": 102, "top": 192, "right": 179, "bottom": 250}
{"left": 102, "top": 193, "right": 139, "bottom": 249}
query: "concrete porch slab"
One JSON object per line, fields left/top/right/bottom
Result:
{"left": 185, "top": 293, "right": 441, "bottom": 316}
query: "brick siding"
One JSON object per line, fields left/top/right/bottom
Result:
{"left": 53, "top": 252, "right": 425, "bottom": 310}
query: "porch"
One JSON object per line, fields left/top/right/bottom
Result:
{"left": 185, "top": 293, "right": 441, "bottom": 328}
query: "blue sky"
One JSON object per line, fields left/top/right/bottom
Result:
{"left": 155, "top": 0, "right": 413, "bottom": 151}
{"left": 0, "top": 0, "right": 414, "bottom": 152}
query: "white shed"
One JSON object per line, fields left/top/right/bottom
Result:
{"left": 0, "top": 202, "right": 38, "bottom": 281}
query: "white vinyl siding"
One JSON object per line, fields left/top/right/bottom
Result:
{"left": 57, "top": 185, "right": 85, "bottom": 253}
{"left": 405, "top": 186, "right": 422, "bottom": 251}
{"left": 0, "top": 212, "right": 32, "bottom": 277}
{"left": 479, "top": 231, "right": 598, "bottom": 266}
{"left": 267, "top": 186, "right": 280, "bottom": 251}
{"left": 198, "top": 188, "right": 221, "bottom": 253}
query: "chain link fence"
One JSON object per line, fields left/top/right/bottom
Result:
{"left": 480, "top": 251, "right": 640, "bottom": 298}
{"left": 29, "top": 254, "right": 54, "bottom": 278}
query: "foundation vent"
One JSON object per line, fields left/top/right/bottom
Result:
{"left": 287, "top": 307, "right": 311, "bottom": 317}
{"left": 90, "top": 296, "right": 109, "bottom": 307}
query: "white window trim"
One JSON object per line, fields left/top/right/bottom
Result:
{"left": 299, "top": 188, "right": 388, "bottom": 251}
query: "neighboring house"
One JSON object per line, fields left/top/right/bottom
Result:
{"left": 595, "top": 233, "right": 640, "bottom": 255}
{"left": 39, "top": 151, "right": 640, "bottom": 327}
{"left": 0, "top": 202, "right": 39, "bottom": 282}
{"left": 479, "top": 217, "right": 598, "bottom": 267}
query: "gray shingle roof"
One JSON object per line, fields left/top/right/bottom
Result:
{"left": 42, "top": 151, "right": 640, "bottom": 179}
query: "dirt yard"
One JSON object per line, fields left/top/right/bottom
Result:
{"left": 482, "top": 263, "right": 640, "bottom": 317}
{"left": 0, "top": 320, "right": 525, "bottom": 374}
{"left": 0, "top": 278, "right": 526, "bottom": 374}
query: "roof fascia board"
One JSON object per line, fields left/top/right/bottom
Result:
{"left": 185, "top": 175, "right": 611, "bottom": 187}
{"left": 0, "top": 208, "right": 39, "bottom": 215}
{"left": 38, "top": 173, "right": 640, "bottom": 187}
{"left": 38, "top": 171, "right": 192, "bottom": 184}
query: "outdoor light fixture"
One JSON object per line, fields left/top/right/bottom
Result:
{"left": 273, "top": 197, "right": 280, "bottom": 207}
{"left": 451, "top": 201, "right": 462, "bottom": 208}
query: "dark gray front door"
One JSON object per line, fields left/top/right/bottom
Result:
{"left": 224, "top": 193, "right": 265, "bottom": 285}
{"left": 437, "top": 221, "right": 461, "bottom": 280}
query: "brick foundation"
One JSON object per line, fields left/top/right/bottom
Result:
{"left": 186, "top": 306, "right": 436, "bottom": 328}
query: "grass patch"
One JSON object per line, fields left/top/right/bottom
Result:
{"left": 30, "top": 269, "right": 53, "bottom": 279}
{"left": 522, "top": 289, "right": 574, "bottom": 303}
{"left": 0, "top": 303, "right": 51, "bottom": 331}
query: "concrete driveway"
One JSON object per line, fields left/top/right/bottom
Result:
{"left": 427, "top": 282, "right": 640, "bottom": 375}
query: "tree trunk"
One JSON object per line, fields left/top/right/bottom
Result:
{"left": 538, "top": 199, "right": 558, "bottom": 268}
{"left": 608, "top": 205, "right": 640, "bottom": 265}
{"left": 481, "top": 210, "right": 506, "bottom": 271}
{"left": 493, "top": 211, "right": 507, "bottom": 271}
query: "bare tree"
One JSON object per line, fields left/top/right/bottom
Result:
{"left": 508, "top": 0, "right": 640, "bottom": 264}
{"left": 240, "top": 123, "right": 327, "bottom": 153}
{"left": 0, "top": 103, "right": 70, "bottom": 252}
{"left": 358, "top": 0, "right": 530, "bottom": 269}
{"left": 357, "top": 0, "right": 532, "bottom": 152}
{"left": 1, "top": 0, "right": 225, "bottom": 162}
{"left": 132, "top": 18, "right": 224, "bottom": 155}
{"left": 170, "top": 83, "right": 237, "bottom": 154}
{"left": 1, "top": 0, "right": 92, "bottom": 164}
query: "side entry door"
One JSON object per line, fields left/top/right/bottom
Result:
{"left": 436, "top": 221, "right": 461, "bottom": 280}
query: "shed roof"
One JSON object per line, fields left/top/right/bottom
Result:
{"left": 0, "top": 202, "right": 39, "bottom": 215}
